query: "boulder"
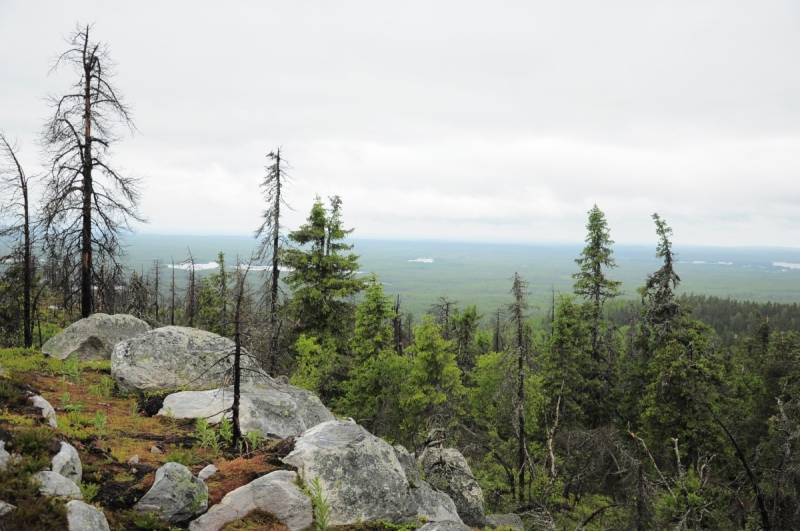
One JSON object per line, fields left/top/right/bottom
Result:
{"left": 394, "top": 445, "right": 461, "bottom": 522}
{"left": 33, "top": 471, "right": 82, "bottom": 499}
{"left": 0, "top": 500, "right": 15, "bottom": 517}
{"left": 486, "top": 513, "right": 524, "bottom": 531}
{"left": 0, "top": 440, "right": 9, "bottom": 471}
{"left": 67, "top": 500, "right": 110, "bottom": 531}
{"left": 419, "top": 447, "right": 486, "bottom": 527}
{"left": 418, "top": 522, "right": 473, "bottom": 531}
{"left": 197, "top": 464, "right": 218, "bottom": 481}
{"left": 188, "top": 470, "right": 311, "bottom": 531}
{"left": 112, "top": 326, "right": 266, "bottom": 393}
{"left": 283, "top": 420, "right": 461, "bottom": 526}
{"left": 158, "top": 381, "right": 334, "bottom": 439}
{"left": 134, "top": 462, "right": 208, "bottom": 523}
{"left": 51, "top": 441, "right": 82, "bottom": 484}
{"left": 43, "top": 313, "right": 150, "bottom": 361}
{"left": 30, "top": 394, "right": 58, "bottom": 427}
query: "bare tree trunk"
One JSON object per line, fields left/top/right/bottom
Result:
{"left": 81, "top": 42, "right": 94, "bottom": 318}
{"left": 170, "top": 257, "right": 176, "bottom": 326}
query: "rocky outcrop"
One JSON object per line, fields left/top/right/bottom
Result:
{"left": 419, "top": 447, "right": 486, "bottom": 527}
{"left": 158, "top": 381, "right": 334, "bottom": 439}
{"left": 283, "top": 420, "right": 462, "bottom": 526}
{"left": 67, "top": 500, "right": 110, "bottom": 531}
{"left": 418, "top": 522, "right": 473, "bottom": 531}
{"left": 111, "top": 326, "right": 266, "bottom": 393}
{"left": 33, "top": 471, "right": 82, "bottom": 499}
{"left": 0, "top": 500, "right": 15, "bottom": 517}
{"left": 42, "top": 313, "right": 150, "bottom": 361}
{"left": 0, "top": 440, "right": 9, "bottom": 471}
{"left": 417, "top": 521, "right": 472, "bottom": 531}
{"left": 188, "top": 470, "right": 311, "bottom": 531}
{"left": 51, "top": 441, "right": 82, "bottom": 484}
{"left": 486, "top": 513, "right": 524, "bottom": 531}
{"left": 134, "top": 462, "right": 208, "bottom": 523}
{"left": 393, "top": 445, "right": 462, "bottom": 522}
{"left": 29, "top": 394, "right": 58, "bottom": 427}
{"left": 197, "top": 464, "right": 218, "bottom": 481}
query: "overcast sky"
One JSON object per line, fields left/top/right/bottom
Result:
{"left": 1, "top": 1, "right": 799, "bottom": 246}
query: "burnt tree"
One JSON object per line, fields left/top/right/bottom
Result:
{"left": 40, "top": 23, "right": 144, "bottom": 318}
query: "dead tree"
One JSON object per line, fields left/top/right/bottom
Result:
{"left": 254, "top": 149, "right": 291, "bottom": 374}
{"left": 40, "top": 23, "right": 144, "bottom": 318}
{"left": 507, "top": 272, "right": 531, "bottom": 503}
{"left": 0, "top": 131, "right": 35, "bottom": 346}
{"left": 184, "top": 249, "right": 197, "bottom": 327}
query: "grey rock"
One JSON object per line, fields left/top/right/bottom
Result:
{"left": 128, "top": 454, "right": 139, "bottom": 464}
{"left": 486, "top": 513, "right": 524, "bottom": 531}
{"left": 418, "top": 522, "right": 473, "bottom": 531}
{"left": 284, "top": 420, "right": 461, "bottom": 526}
{"left": 33, "top": 471, "right": 83, "bottom": 499}
{"left": 150, "top": 446, "right": 163, "bottom": 454}
{"left": 134, "top": 462, "right": 208, "bottom": 523}
{"left": 0, "top": 440, "right": 9, "bottom": 471}
{"left": 112, "top": 326, "right": 267, "bottom": 393}
{"left": 52, "top": 441, "right": 82, "bottom": 484}
{"left": 284, "top": 420, "right": 413, "bottom": 525}
{"left": 197, "top": 464, "right": 218, "bottom": 481}
{"left": 394, "top": 444, "right": 461, "bottom": 522}
{"left": 419, "top": 447, "right": 486, "bottom": 527}
{"left": 159, "top": 382, "right": 334, "bottom": 439}
{"left": 43, "top": 313, "right": 150, "bottom": 361}
{"left": 67, "top": 500, "right": 110, "bottom": 531}
{"left": 188, "top": 470, "right": 311, "bottom": 531}
{"left": 30, "top": 394, "right": 58, "bottom": 427}
{"left": 0, "top": 500, "right": 15, "bottom": 517}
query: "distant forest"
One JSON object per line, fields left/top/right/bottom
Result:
{"left": 606, "top": 294, "right": 800, "bottom": 346}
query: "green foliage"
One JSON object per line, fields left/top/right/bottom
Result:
{"left": 291, "top": 334, "right": 341, "bottom": 402}
{"left": 92, "top": 410, "right": 107, "bottom": 437}
{"left": 78, "top": 481, "right": 100, "bottom": 502}
{"left": 133, "top": 510, "right": 168, "bottom": 530}
{"left": 573, "top": 204, "right": 622, "bottom": 306}
{"left": 164, "top": 445, "right": 197, "bottom": 466}
{"left": 400, "top": 316, "right": 466, "bottom": 445}
{"left": 194, "top": 418, "right": 217, "bottom": 449}
{"left": 0, "top": 379, "right": 28, "bottom": 406}
{"left": 218, "top": 415, "right": 233, "bottom": 445}
{"left": 309, "top": 477, "right": 331, "bottom": 531}
{"left": 281, "top": 196, "right": 365, "bottom": 341}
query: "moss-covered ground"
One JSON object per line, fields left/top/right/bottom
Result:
{"left": 0, "top": 348, "right": 291, "bottom": 531}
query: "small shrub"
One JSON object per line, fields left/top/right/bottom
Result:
{"left": 219, "top": 416, "right": 233, "bottom": 445}
{"left": 13, "top": 426, "right": 57, "bottom": 459}
{"left": 195, "top": 418, "right": 217, "bottom": 449}
{"left": 0, "top": 380, "right": 27, "bottom": 406}
{"left": 92, "top": 410, "right": 107, "bottom": 437}
{"left": 244, "top": 429, "right": 263, "bottom": 454}
{"left": 133, "top": 510, "right": 168, "bottom": 530}
{"left": 61, "top": 356, "right": 81, "bottom": 383}
{"left": 309, "top": 477, "right": 330, "bottom": 531}
{"left": 79, "top": 481, "right": 100, "bottom": 502}
{"left": 164, "top": 445, "right": 196, "bottom": 466}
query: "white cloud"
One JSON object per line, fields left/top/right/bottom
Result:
{"left": 1, "top": 1, "right": 800, "bottom": 246}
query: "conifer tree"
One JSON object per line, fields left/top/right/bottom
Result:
{"left": 281, "top": 196, "right": 364, "bottom": 341}
{"left": 638, "top": 213, "right": 683, "bottom": 347}
{"left": 255, "top": 149, "right": 290, "bottom": 374}
{"left": 573, "top": 204, "right": 621, "bottom": 360}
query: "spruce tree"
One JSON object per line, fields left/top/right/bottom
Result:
{"left": 572, "top": 204, "right": 621, "bottom": 360}
{"left": 281, "top": 196, "right": 364, "bottom": 341}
